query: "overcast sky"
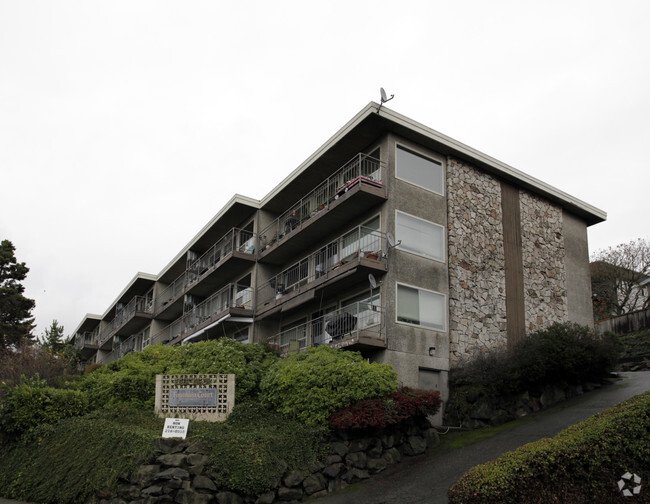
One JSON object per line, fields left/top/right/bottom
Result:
{"left": 1, "top": 1, "right": 648, "bottom": 339}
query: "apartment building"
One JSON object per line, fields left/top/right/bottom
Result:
{"left": 72, "top": 103, "right": 606, "bottom": 406}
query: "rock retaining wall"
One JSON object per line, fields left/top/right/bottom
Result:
{"left": 95, "top": 417, "right": 439, "bottom": 504}
{"left": 446, "top": 380, "right": 606, "bottom": 429}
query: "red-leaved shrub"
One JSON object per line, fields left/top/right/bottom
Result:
{"left": 329, "top": 387, "right": 442, "bottom": 430}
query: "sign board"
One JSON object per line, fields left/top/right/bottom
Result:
{"left": 169, "top": 387, "right": 218, "bottom": 408}
{"left": 155, "top": 374, "right": 235, "bottom": 422}
{"left": 162, "top": 418, "right": 190, "bottom": 439}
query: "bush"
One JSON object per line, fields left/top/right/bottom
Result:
{"left": 0, "top": 376, "right": 89, "bottom": 440}
{"left": 329, "top": 387, "right": 442, "bottom": 430}
{"left": 0, "top": 411, "right": 160, "bottom": 504}
{"left": 79, "top": 339, "right": 278, "bottom": 410}
{"left": 446, "top": 323, "right": 619, "bottom": 422}
{"left": 194, "top": 402, "right": 326, "bottom": 496}
{"left": 260, "top": 346, "right": 398, "bottom": 427}
{"left": 447, "top": 390, "right": 650, "bottom": 503}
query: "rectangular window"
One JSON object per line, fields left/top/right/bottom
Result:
{"left": 396, "top": 211, "right": 444, "bottom": 261}
{"left": 396, "top": 283, "right": 445, "bottom": 330}
{"left": 396, "top": 146, "right": 443, "bottom": 195}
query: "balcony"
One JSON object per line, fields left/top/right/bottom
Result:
{"left": 259, "top": 153, "right": 387, "bottom": 264}
{"left": 155, "top": 228, "right": 256, "bottom": 319}
{"left": 74, "top": 330, "right": 99, "bottom": 360}
{"left": 98, "top": 295, "right": 153, "bottom": 348}
{"left": 268, "top": 303, "right": 386, "bottom": 355}
{"left": 153, "top": 283, "right": 253, "bottom": 346}
{"left": 154, "top": 271, "right": 188, "bottom": 319}
{"left": 256, "top": 226, "right": 388, "bottom": 318}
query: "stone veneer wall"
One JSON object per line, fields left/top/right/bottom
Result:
{"left": 446, "top": 158, "right": 508, "bottom": 364}
{"left": 519, "top": 191, "right": 568, "bottom": 331}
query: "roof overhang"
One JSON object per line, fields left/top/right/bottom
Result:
{"left": 260, "top": 102, "right": 606, "bottom": 226}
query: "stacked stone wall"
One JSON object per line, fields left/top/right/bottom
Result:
{"left": 446, "top": 158, "right": 507, "bottom": 363}
{"left": 519, "top": 192, "right": 568, "bottom": 331}
{"left": 97, "top": 417, "right": 439, "bottom": 504}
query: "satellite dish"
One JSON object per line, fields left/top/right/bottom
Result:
{"left": 377, "top": 87, "right": 394, "bottom": 112}
{"left": 369, "top": 274, "right": 377, "bottom": 289}
{"left": 387, "top": 232, "right": 395, "bottom": 248}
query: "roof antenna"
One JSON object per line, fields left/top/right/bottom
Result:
{"left": 377, "top": 87, "right": 394, "bottom": 113}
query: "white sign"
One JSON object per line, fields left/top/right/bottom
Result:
{"left": 162, "top": 418, "right": 190, "bottom": 439}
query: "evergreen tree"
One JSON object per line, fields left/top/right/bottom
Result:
{"left": 42, "top": 319, "right": 66, "bottom": 354}
{"left": 0, "top": 239, "right": 35, "bottom": 351}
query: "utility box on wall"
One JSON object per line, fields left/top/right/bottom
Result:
{"left": 155, "top": 373, "right": 235, "bottom": 422}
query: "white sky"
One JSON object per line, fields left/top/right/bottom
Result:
{"left": 1, "top": 1, "right": 649, "bottom": 339}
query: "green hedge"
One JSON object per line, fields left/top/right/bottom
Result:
{"left": 80, "top": 339, "right": 278, "bottom": 410}
{"left": 260, "top": 346, "right": 398, "bottom": 426}
{"left": 0, "top": 410, "right": 161, "bottom": 504}
{"left": 447, "top": 391, "right": 650, "bottom": 503}
{"left": 0, "top": 378, "right": 89, "bottom": 440}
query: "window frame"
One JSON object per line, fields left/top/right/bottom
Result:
{"left": 395, "top": 144, "right": 445, "bottom": 196}
{"left": 395, "top": 282, "right": 447, "bottom": 332}
{"left": 395, "top": 210, "right": 446, "bottom": 263}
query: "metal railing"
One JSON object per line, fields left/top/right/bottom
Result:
{"left": 98, "top": 295, "right": 153, "bottom": 346}
{"left": 187, "top": 227, "right": 255, "bottom": 286}
{"left": 182, "top": 283, "right": 252, "bottom": 336}
{"left": 268, "top": 303, "right": 384, "bottom": 355}
{"left": 152, "top": 317, "right": 184, "bottom": 345}
{"left": 257, "top": 226, "right": 385, "bottom": 308}
{"left": 155, "top": 271, "right": 188, "bottom": 313}
{"left": 259, "top": 153, "right": 383, "bottom": 251}
{"left": 74, "top": 330, "right": 99, "bottom": 350}
{"left": 155, "top": 228, "right": 255, "bottom": 314}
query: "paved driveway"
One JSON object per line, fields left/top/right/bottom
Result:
{"left": 310, "top": 371, "right": 650, "bottom": 504}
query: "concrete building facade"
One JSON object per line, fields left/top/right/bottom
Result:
{"left": 72, "top": 103, "right": 606, "bottom": 410}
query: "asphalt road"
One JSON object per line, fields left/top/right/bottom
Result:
{"left": 309, "top": 371, "right": 650, "bottom": 504}
{"left": 1, "top": 371, "right": 648, "bottom": 504}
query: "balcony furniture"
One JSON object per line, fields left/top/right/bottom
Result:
{"left": 325, "top": 313, "right": 357, "bottom": 339}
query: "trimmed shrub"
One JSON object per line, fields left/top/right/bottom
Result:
{"left": 329, "top": 387, "right": 442, "bottom": 430}
{"left": 0, "top": 377, "right": 89, "bottom": 440}
{"left": 260, "top": 346, "right": 398, "bottom": 427}
{"left": 447, "top": 390, "right": 650, "bottom": 504}
{"left": 79, "top": 339, "right": 278, "bottom": 410}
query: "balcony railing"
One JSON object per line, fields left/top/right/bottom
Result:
{"left": 155, "top": 228, "right": 255, "bottom": 315}
{"left": 183, "top": 283, "right": 253, "bottom": 336}
{"left": 187, "top": 227, "right": 255, "bottom": 285}
{"left": 268, "top": 303, "right": 384, "bottom": 355}
{"left": 98, "top": 295, "right": 153, "bottom": 346}
{"left": 74, "top": 330, "right": 99, "bottom": 350}
{"left": 152, "top": 317, "right": 184, "bottom": 345}
{"left": 155, "top": 271, "right": 188, "bottom": 314}
{"left": 259, "top": 153, "right": 383, "bottom": 252}
{"left": 152, "top": 283, "right": 253, "bottom": 345}
{"left": 257, "top": 226, "right": 386, "bottom": 309}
